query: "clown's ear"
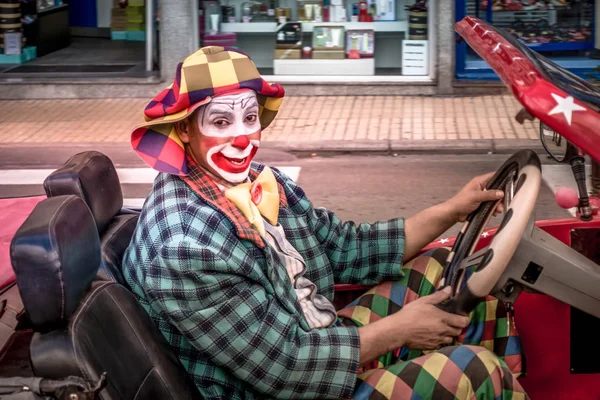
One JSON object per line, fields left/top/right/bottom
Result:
{"left": 175, "top": 119, "right": 192, "bottom": 143}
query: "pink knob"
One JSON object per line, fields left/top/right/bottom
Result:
{"left": 555, "top": 187, "right": 579, "bottom": 209}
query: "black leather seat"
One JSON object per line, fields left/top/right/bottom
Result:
{"left": 42, "top": 151, "right": 139, "bottom": 285}
{"left": 10, "top": 195, "right": 201, "bottom": 400}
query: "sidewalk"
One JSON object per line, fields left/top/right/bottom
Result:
{"left": 0, "top": 95, "right": 541, "bottom": 152}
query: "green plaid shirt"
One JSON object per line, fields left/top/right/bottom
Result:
{"left": 122, "top": 162, "right": 406, "bottom": 399}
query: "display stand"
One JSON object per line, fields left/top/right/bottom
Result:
{"left": 274, "top": 57, "right": 374, "bottom": 74}
{"left": 0, "top": 47, "right": 37, "bottom": 64}
{"left": 201, "top": 0, "right": 409, "bottom": 72}
{"left": 21, "top": 3, "right": 70, "bottom": 58}
{"left": 110, "top": 2, "right": 146, "bottom": 42}
{"left": 0, "top": 0, "right": 32, "bottom": 62}
{"left": 221, "top": 20, "right": 406, "bottom": 31}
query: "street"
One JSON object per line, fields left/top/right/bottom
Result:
{"left": 0, "top": 144, "right": 572, "bottom": 238}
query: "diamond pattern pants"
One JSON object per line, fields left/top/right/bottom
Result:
{"left": 337, "top": 247, "right": 528, "bottom": 400}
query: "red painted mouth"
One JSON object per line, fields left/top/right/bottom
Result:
{"left": 211, "top": 146, "right": 258, "bottom": 174}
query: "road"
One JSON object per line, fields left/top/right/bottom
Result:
{"left": 0, "top": 144, "right": 575, "bottom": 237}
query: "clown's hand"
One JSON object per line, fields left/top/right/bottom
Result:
{"left": 445, "top": 172, "right": 505, "bottom": 223}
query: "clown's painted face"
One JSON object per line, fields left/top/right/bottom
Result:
{"left": 180, "top": 90, "right": 261, "bottom": 184}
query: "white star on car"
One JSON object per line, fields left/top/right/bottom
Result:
{"left": 548, "top": 94, "right": 585, "bottom": 125}
{"left": 439, "top": 238, "right": 450, "bottom": 244}
{"left": 482, "top": 232, "right": 490, "bottom": 238}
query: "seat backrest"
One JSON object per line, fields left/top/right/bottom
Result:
{"left": 10, "top": 195, "right": 201, "bottom": 400}
{"left": 43, "top": 151, "right": 138, "bottom": 285}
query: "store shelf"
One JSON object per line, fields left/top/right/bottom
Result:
{"left": 221, "top": 22, "right": 277, "bottom": 33}
{"left": 273, "top": 58, "right": 375, "bottom": 75}
{"left": 220, "top": 20, "right": 406, "bottom": 33}
{"left": 38, "top": 3, "right": 68, "bottom": 15}
{"left": 302, "top": 21, "right": 406, "bottom": 32}
{"left": 525, "top": 42, "right": 594, "bottom": 52}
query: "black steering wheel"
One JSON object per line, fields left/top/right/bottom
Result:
{"left": 437, "top": 150, "right": 542, "bottom": 315}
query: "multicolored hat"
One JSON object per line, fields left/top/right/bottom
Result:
{"left": 130, "top": 46, "right": 285, "bottom": 175}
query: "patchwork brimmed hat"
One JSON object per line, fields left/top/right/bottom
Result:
{"left": 130, "top": 46, "right": 285, "bottom": 175}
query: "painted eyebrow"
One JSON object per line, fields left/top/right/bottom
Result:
{"left": 208, "top": 100, "right": 259, "bottom": 114}
{"left": 200, "top": 107, "right": 234, "bottom": 124}
{"left": 211, "top": 92, "right": 257, "bottom": 106}
{"left": 206, "top": 108, "right": 235, "bottom": 118}
{"left": 202, "top": 96, "right": 259, "bottom": 125}
{"left": 243, "top": 98, "right": 259, "bottom": 110}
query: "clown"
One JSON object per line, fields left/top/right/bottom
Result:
{"left": 178, "top": 90, "right": 262, "bottom": 184}
{"left": 123, "top": 47, "right": 528, "bottom": 399}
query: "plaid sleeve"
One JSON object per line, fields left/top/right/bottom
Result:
{"left": 272, "top": 167, "right": 406, "bottom": 286}
{"left": 311, "top": 207, "right": 406, "bottom": 285}
{"left": 145, "top": 238, "right": 361, "bottom": 399}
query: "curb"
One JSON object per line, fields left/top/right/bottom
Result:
{"left": 263, "top": 140, "right": 389, "bottom": 153}
{"left": 262, "top": 139, "right": 545, "bottom": 154}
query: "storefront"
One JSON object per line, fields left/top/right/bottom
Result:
{"left": 1, "top": 0, "right": 441, "bottom": 92}
{"left": 0, "top": 0, "right": 156, "bottom": 79}
{"left": 455, "top": 0, "right": 597, "bottom": 80}
{"left": 198, "top": 0, "right": 437, "bottom": 82}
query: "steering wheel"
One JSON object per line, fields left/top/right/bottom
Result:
{"left": 437, "top": 149, "right": 542, "bottom": 315}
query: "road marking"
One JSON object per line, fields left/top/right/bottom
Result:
{"left": 0, "top": 166, "right": 302, "bottom": 208}
{"left": 0, "top": 166, "right": 302, "bottom": 185}
{"left": 123, "top": 198, "right": 148, "bottom": 208}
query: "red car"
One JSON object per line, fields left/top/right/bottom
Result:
{"left": 0, "top": 16, "right": 599, "bottom": 399}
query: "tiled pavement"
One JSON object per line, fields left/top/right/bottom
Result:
{"left": 0, "top": 95, "right": 538, "bottom": 146}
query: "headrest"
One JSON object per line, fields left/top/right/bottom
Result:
{"left": 10, "top": 195, "right": 101, "bottom": 332}
{"left": 43, "top": 151, "right": 123, "bottom": 234}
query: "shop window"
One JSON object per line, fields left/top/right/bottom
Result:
{"left": 456, "top": 0, "right": 596, "bottom": 79}
{"left": 0, "top": 0, "right": 153, "bottom": 78}
{"left": 199, "top": 0, "right": 433, "bottom": 78}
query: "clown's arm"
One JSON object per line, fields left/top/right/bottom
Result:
{"left": 403, "top": 172, "right": 504, "bottom": 260}
{"left": 290, "top": 170, "right": 503, "bottom": 284}
{"left": 145, "top": 239, "right": 361, "bottom": 399}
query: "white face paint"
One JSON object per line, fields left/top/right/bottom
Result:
{"left": 196, "top": 91, "right": 262, "bottom": 183}
{"left": 197, "top": 91, "right": 261, "bottom": 138}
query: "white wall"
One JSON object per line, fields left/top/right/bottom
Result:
{"left": 97, "top": 0, "right": 113, "bottom": 28}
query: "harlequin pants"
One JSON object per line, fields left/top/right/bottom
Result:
{"left": 337, "top": 247, "right": 528, "bottom": 400}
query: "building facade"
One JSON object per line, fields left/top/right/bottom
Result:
{"left": 0, "top": 0, "right": 594, "bottom": 98}
{"left": 455, "top": 0, "right": 598, "bottom": 81}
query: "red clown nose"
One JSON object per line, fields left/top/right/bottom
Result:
{"left": 232, "top": 135, "right": 251, "bottom": 149}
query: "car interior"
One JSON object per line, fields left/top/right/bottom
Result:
{"left": 2, "top": 148, "right": 599, "bottom": 399}
{"left": 42, "top": 151, "right": 141, "bottom": 286}
{"left": 8, "top": 151, "right": 202, "bottom": 399}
